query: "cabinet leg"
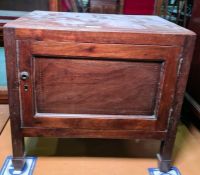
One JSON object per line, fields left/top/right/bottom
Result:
{"left": 12, "top": 158, "right": 25, "bottom": 171}
{"left": 157, "top": 153, "right": 171, "bottom": 172}
{"left": 10, "top": 123, "right": 26, "bottom": 171}
{"left": 157, "top": 138, "right": 174, "bottom": 173}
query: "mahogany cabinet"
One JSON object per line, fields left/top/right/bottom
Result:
{"left": 4, "top": 11, "right": 195, "bottom": 172}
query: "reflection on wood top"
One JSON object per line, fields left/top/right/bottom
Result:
{"left": 4, "top": 11, "right": 194, "bottom": 35}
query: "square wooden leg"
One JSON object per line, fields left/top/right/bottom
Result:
{"left": 10, "top": 120, "right": 25, "bottom": 171}
{"left": 12, "top": 157, "right": 25, "bottom": 171}
{"left": 157, "top": 153, "right": 171, "bottom": 173}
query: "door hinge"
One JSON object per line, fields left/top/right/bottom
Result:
{"left": 177, "top": 58, "right": 183, "bottom": 75}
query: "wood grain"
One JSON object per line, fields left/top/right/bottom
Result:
{"left": 5, "top": 11, "right": 195, "bottom": 46}
{"left": 158, "top": 35, "right": 196, "bottom": 172}
{"left": 31, "top": 41, "right": 180, "bottom": 59}
{"left": 4, "top": 28, "right": 25, "bottom": 170}
{"left": 17, "top": 40, "right": 181, "bottom": 131}
{"left": 5, "top": 11, "right": 193, "bottom": 34}
{"left": 35, "top": 57, "right": 161, "bottom": 115}
{"left": 22, "top": 127, "right": 166, "bottom": 139}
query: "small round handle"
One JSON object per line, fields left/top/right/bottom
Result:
{"left": 20, "top": 71, "right": 29, "bottom": 80}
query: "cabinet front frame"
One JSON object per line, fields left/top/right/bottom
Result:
{"left": 17, "top": 40, "right": 182, "bottom": 131}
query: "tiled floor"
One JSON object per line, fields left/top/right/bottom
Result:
{"left": 0, "top": 105, "right": 199, "bottom": 175}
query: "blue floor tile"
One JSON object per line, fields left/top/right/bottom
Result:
{"left": 0, "top": 156, "right": 37, "bottom": 175}
{"left": 148, "top": 167, "right": 181, "bottom": 175}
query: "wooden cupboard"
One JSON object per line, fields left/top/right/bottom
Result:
{"left": 4, "top": 11, "right": 195, "bottom": 172}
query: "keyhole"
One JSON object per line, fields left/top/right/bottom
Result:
{"left": 22, "top": 75, "right": 27, "bottom": 79}
{"left": 24, "top": 85, "right": 28, "bottom": 92}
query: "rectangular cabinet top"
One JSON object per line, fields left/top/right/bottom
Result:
{"left": 5, "top": 11, "right": 194, "bottom": 35}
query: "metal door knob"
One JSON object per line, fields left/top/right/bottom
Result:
{"left": 20, "top": 71, "right": 29, "bottom": 80}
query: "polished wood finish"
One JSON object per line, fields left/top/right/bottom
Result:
{"left": 21, "top": 41, "right": 181, "bottom": 132}
{"left": 158, "top": 35, "right": 195, "bottom": 172}
{"left": 35, "top": 58, "right": 161, "bottom": 115}
{"left": 4, "top": 28, "right": 25, "bottom": 170}
{"left": 22, "top": 127, "right": 166, "bottom": 139}
{"left": 4, "top": 11, "right": 195, "bottom": 172}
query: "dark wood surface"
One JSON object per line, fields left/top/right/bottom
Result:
{"left": 22, "top": 127, "right": 166, "bottom": 139}
{"left": 4, "top": 28, "right": 25, "bottom": 170}
{"left": 158, "top": 35, "right": 196, "bottom": 172}
{"left": 4, "top": 11, "right": 196, "bottom": 172}
{"left": 35, "top": 58, "right": 161, "bottom": 115}
{"left": 19, "top": 40, "right": 182, "bottom": 132}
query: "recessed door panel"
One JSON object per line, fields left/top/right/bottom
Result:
{"left": 18, "top": 41, "right": 181, "bottom": 130}
{"left": 34, "top": 57, "right": 161, "bottom": 115}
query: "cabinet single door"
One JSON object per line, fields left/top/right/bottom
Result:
{"left": 18, "top": 40, "right": 181, "bottom": 131}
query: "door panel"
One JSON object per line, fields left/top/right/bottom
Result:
{"left": 34, "top": 57, "right": 161, "bottom": 115}
{"left": 18, "top": 41, "right": 181, "bottom": 131}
